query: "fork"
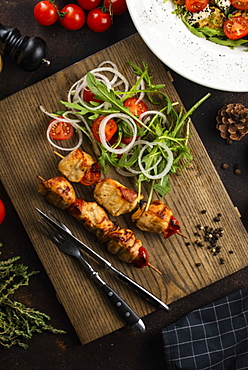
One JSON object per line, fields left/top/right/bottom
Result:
{"left": 36, "top": 208, "right": 170, "bottom": 312}
{"left": 39, "top": 217, "right": 146, "bottom": 333}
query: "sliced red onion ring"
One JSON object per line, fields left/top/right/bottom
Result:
{"left": 99, "top": 113, "right": 137, "bottom": 154}
{"left": 137, "top": 141, "right": 173, "bottom": 179}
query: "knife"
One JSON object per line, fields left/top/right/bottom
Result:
{"left": 35, "top": 208, "right": 170, "bottom": 312}
{"left": 39, "top": 218, "right": 146, "bottom": 333}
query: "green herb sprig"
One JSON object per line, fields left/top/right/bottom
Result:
{"left": 0, "top": 243, "right": 65, "bottom": 349}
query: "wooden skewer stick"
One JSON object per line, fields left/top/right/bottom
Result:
{"left": 53, "top": 150, "right": 64, "bottom": 159}
{"left": 177, "top": 231, "right": 187, "bottom": 239}
{"left": 37, "top": 175, "right": 45, "bottom": 182}
{"left": 148, "top": 263, "right": 162, "bottom": 275}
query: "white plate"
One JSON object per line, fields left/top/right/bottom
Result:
{"left": 126, "top": 0, "right": 248, "bottom": 92}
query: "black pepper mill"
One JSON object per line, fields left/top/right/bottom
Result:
{"left": 0, "top": 22, "right": 50, "bottom": 71}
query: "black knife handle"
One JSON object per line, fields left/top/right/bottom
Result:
{"left": 101, "top": 284, "right": 146, "bottom": 332}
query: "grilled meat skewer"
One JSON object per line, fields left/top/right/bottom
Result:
{"left": 55, "top": 149, "right": 101, "bottom": 186}
{"left": 93, "top": 178, "right": 143, "bottom": 217}
{"left": 132, "top": 200, "right": 186, "bottom": 239}
{"left": 38, "top": 176, "right": 159, "bottom": 271}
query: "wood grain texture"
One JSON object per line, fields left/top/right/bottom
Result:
{"left": 0, "top": 34, "right": 247, "bottom": 344}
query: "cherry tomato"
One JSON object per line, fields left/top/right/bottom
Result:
{"left": 77, "top": 0, "right": 101, "bottom": 10}
{"left": 49, "top": 117, "right": 74, "bottom": 140}
{"left": 0, "top": 199, "right": 6, "bottom": 224}
{"left": 34, "top": 1, "right": 59, "bottom": 26}
{"left": 230, "top": 0, "right": 248, "bottom": 9}
{"left": 223, "top": 16, "right": 248, "bottom": 39}
{"left": 124, "top": 97, "right": 148, "bottom": 117}
{"left": 87, "top": 8, "right": 112, "bottom": 33}
{"left": 185, "top": 0, "right": 208, "bottom": 12}
{"left": 60, "top": 4, "right": 86, "bottom": 30}
{"left": 80, "top": 163, "right": 101, "bottom": 185}
{"left": 104, "top": 0, "right": 127, "bottom": 15}
{"left": 131, "top": 247, "right": 149, "bottom": 268}
{"left": 82, "top": 86, "right": 103, "bottom": 104}
{"left": 92, "top": 115, "right": 117, "bottom": 142}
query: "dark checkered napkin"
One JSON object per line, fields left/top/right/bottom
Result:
{"left": 162, "top": 287, "right": 248, "bottom": 370}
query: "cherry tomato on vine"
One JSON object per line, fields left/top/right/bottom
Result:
{"left": 34, "top": 1, "right": 59, "bottom": 26}
{"left": 77, "top": 0, "right": 101, "bottom": 10}
{"left": 223, "top": 16, "right": 248, "bottom": 39}
{"left": 60, "top": 4, "right": 86, "bottom": 30}
{"left": 104, "top": 0, "right": 127, "bottom": 15}
{"left": 124, "top": 97, "right": 148, "bottom": 117}
{"left": 82, "top": 86, "right": 103, "bottom": 104}
{"left": 185, "top": 0, "right": 208, "bottom": 12}
{"left": 49, "top": 117, "right": 74, "bottom": 140}
{"left": 230, "top": 0, "right": 248, "bottom": 9}
{"left": 87, "top": 8, "right": 112, "bottom": 33}
{"left": 92, "top": 116, "right": 117, "bottom": 142}
{"left": 0, "top": 200, "right": 6, "bottom": 224}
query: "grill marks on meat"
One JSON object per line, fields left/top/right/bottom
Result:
{"left": 67, "top": 199, "right": 143, "bottom": 263}
{"left": 58, "top": 149, "right": 95, "bottom": 182}
{"left": 68, "top": 198, "right": 118, "bottom": 242}
{"left": 93, "top": 178, "right": 142, "bottom": 217}
{"left": 132, "top": 200, "right": 173, "bottom": 234}
{"left": 107, "top": 229, "right": 142, "bottom": 263}
{"left": 38, "top": 177, "right": 76, "bottom": 209}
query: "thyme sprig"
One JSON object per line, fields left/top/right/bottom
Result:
{"left": 0, "top": 243, "right": 65, "bottom": 349}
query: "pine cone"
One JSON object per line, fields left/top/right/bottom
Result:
{"left": 216, "top": 103, "right": 248, "bottom": 141}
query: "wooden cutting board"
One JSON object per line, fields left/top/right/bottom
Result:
{"left": 1, "top": 34, "right": 248, "bottom": 344}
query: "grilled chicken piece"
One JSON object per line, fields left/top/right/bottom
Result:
{"left": 132, "top": 200, "right": 173, "bottom": 234}
{"left": 67, "top": 198, "right": 118, "bottom": 242}
{"left": 58, "top": 149, "right": 96, "bottom": 182}
{"left": 38, "top": 176, "right": 76, "bottom": 209}
{"left": 93, "top": 178, "right": 142, "bottom": 217}
{"left": 107, "top": 229, "right": 142, "bottom": 263}
{"left": 68, "top": 199, "right": 148, "bottom": 266}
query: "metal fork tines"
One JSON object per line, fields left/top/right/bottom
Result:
{"left": 36, "top": 208, "right": 170, "bottom": 312}
{"left": 38, "top": 216, "right": 146, "bottom": 333}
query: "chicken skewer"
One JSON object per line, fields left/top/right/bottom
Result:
{"left": 131, "top": 200, "right": 186, "bottom": 239}
{"left": 93, "top": 178, "right": 143, "bottom": 217}
{"left": 54, "top": 149, "right": 101, "bottom": 186}
{"left": 37, "top": 176, "right": 161, "bottom": 273}
{"left": 94, "top": 178, "right": 185, "bottom": 239}
{"left": 54, "top": 150, "right": 185, "bottom": 240}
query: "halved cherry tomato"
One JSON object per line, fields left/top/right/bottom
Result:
{"left": 92, "top": 115, "right": 118, "bottom": 142}
{"left": 60, "top": 4, "right": 85, "bottom": 30}
{"left": 82, "top": 86, "right": 103, "bottom": 104}
{"left": 230, "top": 0, "right": 248, "bottom": 9}
{"left": 104, "top": 0, "right": 127, "bottom": 15}
{"left": 87, "top": 8, "right": 112, "bottom": 33}
{"left": 0, "top": 199, "right": 6, "bottom": 224}
{"left": 49, "top": 117, "right": 74, "bottom": 140}
{"left": 223, "top": 16, "right": 248, "bottom": 39}
{"left": 185, "top": 0, "right": 209, "bottom": 12}
{"left": 80, "top": 163, "right": 101, "bottom": 185}
{"left": 124, "top": 97, "right": 148, "bottom": 117}
{"left": 77, "top": 0, "right": 101, "bottom": 10}
{"left": 34, "top": 1, "right": 59, "bottom": 26}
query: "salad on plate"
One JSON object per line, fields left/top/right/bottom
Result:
{"left": 172, "top": 0, "right": 248, "bottom": 49}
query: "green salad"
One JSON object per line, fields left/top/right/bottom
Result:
{"left": 171, "top": 0, "right": 248, "bottom": 49}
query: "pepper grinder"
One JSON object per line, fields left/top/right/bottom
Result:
{"left": 0, "top": 22, "right": 50, "bottom": 71}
